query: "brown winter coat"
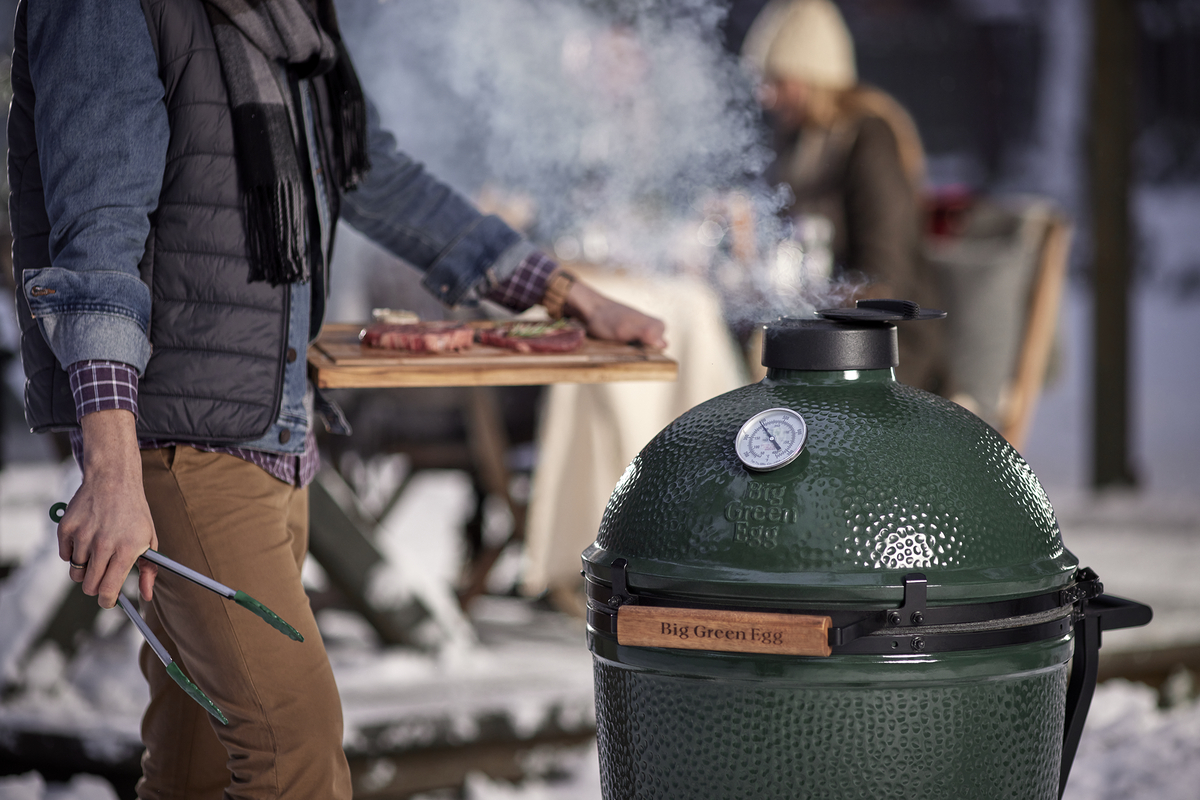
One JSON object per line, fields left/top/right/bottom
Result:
{"left": 771, "top": 109, "right": 949, "bottom": 394}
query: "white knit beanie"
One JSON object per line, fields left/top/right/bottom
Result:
{"left": 749, "top": 0, "right": 857, "bottom": 90}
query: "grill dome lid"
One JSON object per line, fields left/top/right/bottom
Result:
{"left": 584, "top": 302, "right": 1077, "bottom": 606}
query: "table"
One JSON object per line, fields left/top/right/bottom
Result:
{"left": 309, "top": 322, "right": 678, "bottom": 389}
{"left": 306, "top": 322, "right": 678, "bottom": 644}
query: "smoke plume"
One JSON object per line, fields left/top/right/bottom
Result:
{"left": 338, "top": 0, "right": 838, "bottom": 322}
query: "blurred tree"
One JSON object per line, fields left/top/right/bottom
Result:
{"left": 1091, "top": 0, "right": 1138, "bottom": 489}
{"left": 1136, "top": 0, "right": 1200, "bottom": 183}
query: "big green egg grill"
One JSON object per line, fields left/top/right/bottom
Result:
{"left": 583, "top": 300, "right": 1150, "bottom": 800}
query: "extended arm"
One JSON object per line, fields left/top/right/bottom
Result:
{"left": 339, "top": 100, "right": 531, "bottom": 307}
{"left": 341, "top": 100, "right": 665, "bottom": 348}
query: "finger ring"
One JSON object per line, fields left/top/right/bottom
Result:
{"left": 70, "top": 561, "right": 87, "bottom": 570}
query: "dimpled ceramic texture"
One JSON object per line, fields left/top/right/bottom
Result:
{"left": 589, "top": 371, "right": 1077, "bottom": 603}
{"left": 593, "top": 658, "right": 1067, "bottom": 800}
{"left": 587, "top": 370, "right": 1077, "bottom": 800}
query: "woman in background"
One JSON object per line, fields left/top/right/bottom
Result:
{"left": 744, "top": 0, "right": 950, "bottom": 394}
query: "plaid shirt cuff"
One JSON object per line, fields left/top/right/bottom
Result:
{"left": 485, "top": 250, "right": 559, "bottom": 311}
{"left": 67, "top": 360, "right": 139, "bottom": 422}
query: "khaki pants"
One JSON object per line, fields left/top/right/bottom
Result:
{"left": 137, "top": 447, "right": 351, "bottom": 800}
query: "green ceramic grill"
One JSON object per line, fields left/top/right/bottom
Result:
{"left": 584, "top": 300, "right": 1150, "bottom": 800}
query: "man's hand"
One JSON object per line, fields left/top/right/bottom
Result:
{"left": 564, "top": 280, "right": 667, "bottom": 350}
{"left": 59, "top": 409, "right": 157, "bottom": 608}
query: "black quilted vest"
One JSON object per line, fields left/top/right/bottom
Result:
{"left": 9, "top": 0, "right": 333, "bottom": 440}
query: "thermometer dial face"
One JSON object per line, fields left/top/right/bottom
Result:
{"left": 735, "top": 408, "right": 808, "bottom": 472}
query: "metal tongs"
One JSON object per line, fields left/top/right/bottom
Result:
{"left": 50, "top": 502, "right": 304, "bottom": 725}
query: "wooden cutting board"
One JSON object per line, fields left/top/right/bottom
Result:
{"left": 308, "top": 323, "right": 678, "bottom": 388}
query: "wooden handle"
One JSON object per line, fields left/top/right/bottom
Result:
{"left": 617, "top": 605, "right": 832, "bottom": 657}
{"left": 1003, "top": 215, "right": 1073, "bottom": 450}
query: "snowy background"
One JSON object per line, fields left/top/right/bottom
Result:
{"left": 3, "top": 0, "right": 1200, "bottom": 798}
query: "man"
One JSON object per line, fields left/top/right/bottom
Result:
{"left": 8, "top": 1, "right": 664, "bottom": 797}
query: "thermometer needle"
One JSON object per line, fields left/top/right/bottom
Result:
{"left": 759, "top": 420, "right": 782, "bottom": 451}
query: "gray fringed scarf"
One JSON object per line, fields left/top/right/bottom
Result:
{"left": 206, "top": 0, "right": 369, "bottom": 285}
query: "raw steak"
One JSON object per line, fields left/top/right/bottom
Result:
{"left": 360, "top": 321, "right": 475, "bottom": 353}
{"left": 475, "top": 321, "right": 586, "bottom": 353}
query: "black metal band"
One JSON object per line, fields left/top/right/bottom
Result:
{"left": 584, "top": 562, "right": 1105, "bottom": 657}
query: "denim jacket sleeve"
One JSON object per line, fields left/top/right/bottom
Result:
{"left": 21, "top": 0, "right": 168, "bottom": 374}
{"left": 339, "top": 99, "right": 537, "bottom": 307}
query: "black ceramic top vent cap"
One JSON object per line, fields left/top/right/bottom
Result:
{"left": 761, "top": 300, "right": 946, "bottom": 372}
{"left": 761, "top": 317, "right": 898, "bottom": 371}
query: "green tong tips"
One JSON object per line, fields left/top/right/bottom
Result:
{"left": 115, "top": 595, "right": 228, "bottom": 726}
{"left": 234, "top": 591, "right": 303, "bottom": 642}
{"left": 166, "top": 662, "right": 229, "bottom": 725}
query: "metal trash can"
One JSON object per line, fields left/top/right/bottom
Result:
{"left": 584, "top": 301, "right": 1150, "bottom": 800}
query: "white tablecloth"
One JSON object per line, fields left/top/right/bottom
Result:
{"left": 521, "top": 270, "right": 747, "bottom": 597}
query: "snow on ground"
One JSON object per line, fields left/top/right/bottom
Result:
{"left": 0, "top": 463, "right": 82, "bottom": 686}
{"left": 441, "top": 678, "right": 1200, "bottom": 800}
{"left": 0, "top": 465, "right": 65, "bottom": 565}
{"left": 327, "top": 599, "right": 595, "bottom": 753}
{"left": 1062, "top": 680, "right": 1200, "bottom": 800}
{"left": 4, "top": 680, "right": 1197, "bottom": 800}
{"left": 0, "top": 468, "right": 595, "bottom": 760}
{"left": 0, "top": 773, "right": 120, "bottom": 800}
{"left": 1053, "top": 491, "right": 1200, "bottom": 652}
{"left": 425, "top": 681, "right": 1200, "bottom": 800}
{"left": 1022, "top": 282, "right": 1200, "bottom": 497}
{"left": 416, "top": 743, "right": 602, "bottom": 800}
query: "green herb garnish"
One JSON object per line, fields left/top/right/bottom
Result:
{"left": 506, "top": 319, "right": 573, "bottom": 337}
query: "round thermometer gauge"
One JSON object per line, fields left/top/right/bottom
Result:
{"left": 735, "top": 408, "right": 808, "bottom": 472}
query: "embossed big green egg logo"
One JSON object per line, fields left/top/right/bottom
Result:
{"left": 725, "top": 480, "right": 798, "bottom": 549}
